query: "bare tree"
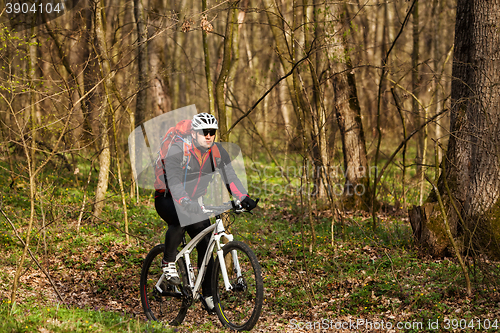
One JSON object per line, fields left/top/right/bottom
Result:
{"left": 216, "top": 1, "right": 239, "bottom": 141}
{"left": 92, "top": 0, "right": 112, "bottom": 218}
{"left": 134, "top": 0, "right": 148, "bottom": 128}
{"left": 327, "top": 2, "right": 370, "bottom": 209}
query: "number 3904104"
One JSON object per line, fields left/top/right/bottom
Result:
{"left": 443, "top": 319, "right": 498, "bottom": 330}
{"left": 6, "top": 2, "right": 64, "bottom": 14}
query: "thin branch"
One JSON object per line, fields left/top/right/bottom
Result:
{"left": 372, "top": 0, "right": 418, "bottom": 225}
{"left": 227, "top": 49, "right": 314, "bottom": 134}
{"left": 0, "top": 208, "right": 66, "bottom": 304}
{"left": 374, "top": 108, "right": 449, "bottom": 191}
{"left": 425, "top": 172, "right": 471, "bottom": 296}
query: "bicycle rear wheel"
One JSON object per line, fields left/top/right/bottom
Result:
{"left": 140, "top": 244, "right": 189, "bottom": 326}
{"left": 212, "top": 241, "right": 264, "bottom": 331}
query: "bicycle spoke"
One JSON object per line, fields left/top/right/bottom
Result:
{"left": 140, "top": 244, "right": 189, "bottom": 326}
{"left": 213, "top": 241, "right": 263, "bottom": 331}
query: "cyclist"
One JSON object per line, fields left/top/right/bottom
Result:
{"left": 154, "top": 112, "right": 257, "bottom": 310}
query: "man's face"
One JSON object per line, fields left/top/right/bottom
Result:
{"left": 192, "top": 128, "right": 216, "bottom": 149}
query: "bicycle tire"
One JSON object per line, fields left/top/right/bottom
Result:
{"left": 212, "top": 241, "right": 264, "bottom": 331}
{"left": 140, "top": 244, "right": 189, "bottom": 326}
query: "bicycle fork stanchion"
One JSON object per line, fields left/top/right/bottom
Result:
{"left": 214, "top": 217, "right": 235, "bottom": 291}
{"left": 216, "top": 248, "right": 233, "bottom": 291}
{"left": 231, "top": 249, "right": 242, "bottom": 278}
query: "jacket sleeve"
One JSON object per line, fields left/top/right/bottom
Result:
{"left": 217, "top": 144, "right": 249, "bottom": 200}
{"left": 164, "top": 142, "right": 190, "bottom": 202}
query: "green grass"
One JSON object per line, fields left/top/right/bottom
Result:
{"left": 0, "top": 300, "right": 173, "bottom": 332}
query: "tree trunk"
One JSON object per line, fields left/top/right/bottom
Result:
{"left": 411, "top": 0, "right": 500, "bottom": 259}
{"left": 134, "top": 0, "right": 148, "bottom": 126}
{"left": 279, "top": 65, "right": 293, "bottom": 141}
{"left": 329, "top": 2, "right": 371, "bottom": 210}
{"left": 226, "top": 0, "right": 247, "bottom": 135}
{"left": 202, "top": 0, "right": 216, "bottom": 114}
{"left": 263, "top": 0, "right": 302, "bottom": 122}
{"left": 171, "top": 0, "right": 187, "bottom": 110}
{"left": 83, "top": 6, "right": 100, "bottom": 151}
{"left": 216, "top": 1, "right": 238, "bottom": 141}
{"left": 93, "top": 0, "right": 112, "bottom": 218}
{"left": 11, "top": 28, "right": 38, "bottom": 307}
{"left": 412, "top": 0, "right": 426, "bottom": 206}
{"left": 332, "top": 70, "right": 370, "bottom": 209}
{"left": 303, "top": 0, "right": 329, "bottom": 200}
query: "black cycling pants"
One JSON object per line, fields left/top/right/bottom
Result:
{"left": 155, "top": 192, "right": 214, "bottom": 297}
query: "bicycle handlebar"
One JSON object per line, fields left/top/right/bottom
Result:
{"left": 202, "top": 198, "right": 259, "bottom": 215}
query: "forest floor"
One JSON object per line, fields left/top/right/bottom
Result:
{"left": 1, "top": 198, "right": 500, "bottom": 332}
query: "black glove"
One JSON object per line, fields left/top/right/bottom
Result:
{"left": 180, "top": 198, "right": 200, "bottom": 214}
{"left": 240, "top": 196, "right": 257, "bottom": 211}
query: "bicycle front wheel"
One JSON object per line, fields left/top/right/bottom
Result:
{"left": 212, "top": 241, "right": 264, "bottom": 331}
{"left": 140, "top": 244, "right": 189, "bottom": 326}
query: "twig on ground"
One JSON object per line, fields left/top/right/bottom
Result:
{"left": 0, "top": 208, "right": 66, "bottom": 304}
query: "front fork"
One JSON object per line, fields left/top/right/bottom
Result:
{"left": 215, "top": 227, "right": 241, "bottom": 291}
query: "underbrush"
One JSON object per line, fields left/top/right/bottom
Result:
{"left": 1, "top": 157, "right": 500, "bottom": 332}
{"left": 243, "top": 198, "right": 500, "bottom": 332}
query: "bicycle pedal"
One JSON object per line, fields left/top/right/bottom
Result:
{"left": 200, "top": 295, "right": 216, "bottom": 313}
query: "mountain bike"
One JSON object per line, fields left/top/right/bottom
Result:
{"left": 140, "top": 200, "right": 264, "bottom": 331}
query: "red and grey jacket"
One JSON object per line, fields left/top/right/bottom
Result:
{"left": 155, "top": 140, "right": 248, "bottom": 203}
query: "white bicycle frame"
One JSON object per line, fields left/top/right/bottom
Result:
{"left": 155, "top": 212, "right": 242, "bottom": 301}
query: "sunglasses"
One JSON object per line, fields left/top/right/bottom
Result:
{"left": 197, "top": 129, "right": 217, "bottom": 136}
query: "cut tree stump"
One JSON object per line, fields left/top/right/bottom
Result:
{"left": 409, "top": 202, "right": 459, "bottom": 257}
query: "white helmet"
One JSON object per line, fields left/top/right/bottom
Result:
{"left": 192, "top": 113, "right": 218, "bottom": 130}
